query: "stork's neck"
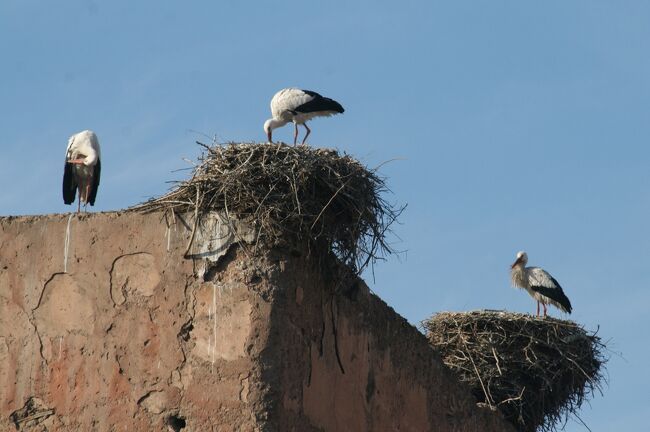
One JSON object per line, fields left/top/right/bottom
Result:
{"left": 83, "top": 152, "right": 98, "bottom": 166}
{"left": 266, "top": 118, "right": 289, "bottom": 131}
{"left": 510, "top": 263, "right": 527, "bottom": 288}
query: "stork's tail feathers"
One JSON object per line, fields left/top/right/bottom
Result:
{"left": 87, "top": 159, "right": 101, "bottom": 206}
{"left": 322, "top": 97, "right": 344, "bottom": 114}
{"left": 549, "top": 276, "right": 572, "bottom": 314}
{"left": 556, "top": 292, "right": 572, "bottom": 314}
{"left": 530, "top": 284, "right": 573, "bottom": 314}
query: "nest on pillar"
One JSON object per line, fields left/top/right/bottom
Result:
{"left": 130, "top": 141, "right": 404, "bottom": 277}
{"left": 422, "top": 310, "right": 607, "bottom": 432}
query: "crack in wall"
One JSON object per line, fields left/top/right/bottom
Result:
{"left": 108, "top": 252, "right": 153, "bottom": 306}
{"left": 29, "top": 272, "right": 67, "bottom": 365}
{"left": 170, "top": 277, "right": 196, "bottom": 398}
{"left": 32, "top": 272, "right": 64, "bottom": 311}
{"left": 307, "top": 344, "right": 313, "bottom": 386}
{"left": 318, "top": 293, "right": 326, "bottom": 357}
{"left": 136, "top": 390, "right": 155, "bottom": 406}
{"left": 330, "top": 298, "right": 345, "bottom": 375}
{"left": 115, "top": 353, "right": 124, "bottom": 375}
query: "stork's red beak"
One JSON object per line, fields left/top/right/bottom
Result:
{"left": 511, "top": 257, "right": 522, "bottom": 269}
{"left": 267, "top": 131, "right": 272, "bottom": 143}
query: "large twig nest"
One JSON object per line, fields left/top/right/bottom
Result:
{"left": 130, "top": 142, "right": 403, "bottom": 273}
{"left": 422, "top": 311, "right": 606, "bottom": 432}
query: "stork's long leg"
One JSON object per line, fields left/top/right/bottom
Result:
{"left": 293, "top": 123, "right": 299, "bottom": 146}
{"left": 84, "top": 183, "right": 91, "bottom": 212}
{"left": 543, "top": 303, "right": 548, "bottom": 317}
{"left": 302, "top": 123, "right": 311, "bottom": 145}
{"left": 536, "top": 301, "right": 539, "bottom": 316}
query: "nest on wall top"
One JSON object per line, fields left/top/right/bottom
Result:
{"left": 422, "top": 311, "right": 607, "bottom": 432}
{"left": 130, "top": 142, "right": 403, "bottom": 273}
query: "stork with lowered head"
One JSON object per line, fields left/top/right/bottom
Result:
{"left": 62, "top": 130, "right": 101, "bottom": 213}
{"left": 264, "top": 88, "right": 344, "bottom": 145}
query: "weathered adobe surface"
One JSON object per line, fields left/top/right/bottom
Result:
{"left": 0, "top": 212, "right": 513, "bottom": 431}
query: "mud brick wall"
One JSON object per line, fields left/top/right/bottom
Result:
{"left": 0, "top": 212, "right": 512, "bottom": 431}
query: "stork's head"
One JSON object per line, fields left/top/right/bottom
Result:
{"left": 263, "top": 119, "right": 274, "bottom": 142}
{"left": 511, "top": 251, "right": 528, "bottom": 268}
{"left": 83, "top": 151, "right": 99, "bottom": 166}
{"left": 264, "top": 118, "right": 290, "bottom": 143}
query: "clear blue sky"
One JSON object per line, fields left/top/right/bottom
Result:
{"left": 2, "top": 1, "right": 648, "bottom": 430}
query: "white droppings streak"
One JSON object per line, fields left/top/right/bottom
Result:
{"left": 63, "top": 214, "right": 73, "bottom": 273}
{"left": 166, "top": 225, "right": 171, "bottom": 251}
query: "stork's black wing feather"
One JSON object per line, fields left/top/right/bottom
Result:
{"left": 62, "top": 162, "right": 77, "bottom": 205}
{"left": 87, "top": 159, "right": 101, "bottom": 206}
{"left": 530, "top": 283, "right": 573, "bottom": 313}
{"left": 295, "top": 90, "right": 345, "bottom": 114}
{"left": 301, "top": 89, "right": 321, "bottom": 98}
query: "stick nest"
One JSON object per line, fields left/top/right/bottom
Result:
{"left": 130, "top": 142, "right": 403, "bottom": 273}
{"left": 422, "top": 311, "right": 606, "bottom": 432}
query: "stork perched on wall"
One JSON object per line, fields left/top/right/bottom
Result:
{"left": 264, "top": 88, "right": 344, "bottom": 145}
{"left": 510, "top": 251, "right": 572, "bottom": 317}
{"left": 62, "top": 130, "right": 101, "bottom": 213}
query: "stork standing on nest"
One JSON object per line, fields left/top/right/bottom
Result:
{"left": 510, "top": 251, "right": 572, "bottom": 317}
{"left": 264, "top": 88, "right": 344, "bottom": 145}
{"left": 62, "top": 130, "right": 101, "bottom": 213}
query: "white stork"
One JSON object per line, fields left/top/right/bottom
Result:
{"left": 510, "top": 251, "right": 572, "bottom": 317}
{"left": 263, "top": 88, "right": 345, "bottom": 145}
{"left": 62, "top": 130, "right": 101, "bottom": 213}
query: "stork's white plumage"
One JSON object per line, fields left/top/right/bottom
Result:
{"left": 62, "top": 130, "right": 101, "bottom": 213}
{"left": 264, "top": 88, "right": 344, "bottom": 145}
{"left": 510, "top": 251, "right": 573, "bottom": 317}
